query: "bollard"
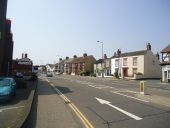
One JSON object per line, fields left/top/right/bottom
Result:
{"left": 140, "top": 81, "right": 145, "bottom": 95}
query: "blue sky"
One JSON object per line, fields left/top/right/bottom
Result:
{"left": 7, "top": 0, "right": 170, "bottom": 65}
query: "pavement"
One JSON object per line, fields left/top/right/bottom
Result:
{"left": 0, "top": 80, "right": 37, "bottom": 128}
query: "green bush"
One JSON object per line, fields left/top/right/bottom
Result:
{"left": 114, "top": 72, "right": 119, "bottom": 79}
{"left": 136, "top": 72, "right": 143, "bottom": 75}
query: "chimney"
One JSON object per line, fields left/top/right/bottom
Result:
{"left": 114, "top": 52, "right": 117, "bottom": 57}
{"left": 83, "top": 53, "right": 87, "bottom": 57}
{"left": 117, "top": 49, "right": 121, "bottom": 56}
{"left": 73, "top": 55, "right": 77, "bottom": 58}
{"left": 22, "top": 53, "right": 24, "bottom": 59}
{"left": 59, "top": 58, "right": 62, "bottom": 61}
{"left": 25, "top": 53, "right": 28, "bottom": 58}
{"left": 147, "top": 43, "right": 151, "bottom": 50}
{"left": 156, "top": 52, "right": 160, "bottom": 60}
{"left": 66, "top": 56, "right": 69, "bottom": 60}
{"left": 104, "top": 54, "right": 107, "bottom": 59}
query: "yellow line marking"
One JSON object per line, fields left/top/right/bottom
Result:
{"left": 45, "top": 77, "right": 94, "bottom": 128}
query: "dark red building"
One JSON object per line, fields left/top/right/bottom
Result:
{"left": 12, "top": 54, "right": 33, "bottom": 76}
{"left": 2, "top": 19, "right": 14, "bottom": 76}
{"left": 0, "top": 0, "right": 8, "bottom": 76}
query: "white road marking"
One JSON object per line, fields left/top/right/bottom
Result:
{"left": 111, "top": 91, "right": 149, "bottom": 103}
{"left": 0, "top": 106, "right": 25, "bottom": 112}
{"left": 96, "top": 97, "right": 142, "bottom": 120}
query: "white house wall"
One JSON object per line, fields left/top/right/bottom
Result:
{"left": 121, "top": 55, "right": 144, "bottom": 77}
{"left": 111, "top": 58, "right": 120, "bottom": 75}
{"left": 144, "top": 50, "right": 161, "bottom": 78}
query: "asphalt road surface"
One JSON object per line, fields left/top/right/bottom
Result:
{"left": 25, "top": 74, "right": 170, "bottom": 128}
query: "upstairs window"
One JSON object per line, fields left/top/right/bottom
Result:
{"left": 115, "top": 59, "right": 119, "bottom": 67}
{"left": 133, "top": 57, "right": 138, "bottom": 66}
{"left": 123, "top": 58, "right": 127, "bottom": 66}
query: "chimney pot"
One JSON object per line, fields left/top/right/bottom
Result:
{"left": 73, "top": 55, "right": 77, "bottom": 58}
{"left": 104, "top": 54, "right": 107, "bottom": 59}
{"left": 25, "top": 53, "right": 28, "bottom": 58}
{"left": 66, "top": 57, "right": 69, "bottom": 60}
{"left": 147, "top": 43, "right": 151, "bottom": 50}
{"left": 83, "top": 53, "right": 87, "bottom": 57}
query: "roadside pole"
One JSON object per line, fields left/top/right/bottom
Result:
{"left": 140, "top": 81, "right": 145, "bottom": 95}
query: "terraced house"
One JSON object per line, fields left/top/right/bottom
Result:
{"left": 55, "top": 53, "right": 96, "bottom": 76}
{"left": 71, "top": 53, "right": 96, "bottom": 76}
{"left": 94, "top": 54, "right": 112, "bottom": 77}
{"left": 64, "top": 57, "right": 73, "bottom": 75}
{"left": 111, "top": 43, "right": 161, "bottom": 79}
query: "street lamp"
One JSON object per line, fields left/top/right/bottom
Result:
{"left": 97, "top": 41, "right": 103, "bottom": 59}
{"left": 97, "top": 41, "right": 104, "bottom": 78}
{"left": 117, "top": 49, "right": 121, "bottom": 78}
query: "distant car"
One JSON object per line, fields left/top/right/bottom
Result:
{"left": 46, "top": 72, "right": 53, "bottom": 77}
{"left": 15, "top": 72, "right": 23, "bottom": 78}
{"left": 0, "top": 77, "right": 16, "bottom": 102}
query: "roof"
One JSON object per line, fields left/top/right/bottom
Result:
{"left": 46, "top": 64, "right": 55, "bottom": 69}
{"left": 64, "top": 58, "right": 74, "bottom": 63}
{"left": 95, "top": 59, "right": 103, "bottom": 64}
{"left": 161, "top": 44, "right": 170, "bottom": 53}
{"left": 120, "top": 50, "right": 147, "bottom": 57}
{"left": 71, "top": 55, "right": 95, "bottom": 63}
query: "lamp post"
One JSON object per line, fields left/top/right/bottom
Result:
{"left": 97, "top": 41, "right": 104, "bottom": 78}
{"left": 117, "top": 49, "right": 121, "bottom": 78}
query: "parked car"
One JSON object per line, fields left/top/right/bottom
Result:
{"left": 0, "top": 77, "right": 16, "bottom": 102}
{"left": 46, "top": 72, "right": 53, "bottom": 77}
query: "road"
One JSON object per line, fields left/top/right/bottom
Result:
{"left": 25, "top": 74, "right": 170, "bottom": 128}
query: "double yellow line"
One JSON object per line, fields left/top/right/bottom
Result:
{"left": 45, "top": 78, "right": 94, "bottom": 128}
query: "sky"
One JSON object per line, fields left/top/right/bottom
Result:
{"left": 7, "top": 0, "right": 170, "bottom": 65}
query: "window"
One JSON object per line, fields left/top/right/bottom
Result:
{"left": 133, "top": 68, "right": 137, "bottom": 75}
{"left": 123, "top": 58, "right": 127, "bottom": 66}
{"left": 133, "top": 57, "right": 137, "bottom": 66}
{"left": 115, "top": 59, "right": 119, "bottom": 67}
{"left": 168, "top": 70, "right": 170, "bottom": 79}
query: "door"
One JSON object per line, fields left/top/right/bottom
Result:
{"left": 164, "top": 71, "right": 167, "bottom": 82}
{"left": 123, "top": 68, "right": 128, "bottom": 77}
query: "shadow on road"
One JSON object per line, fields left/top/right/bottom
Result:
{"left": 55, "top": 85, "right": 74, "bottom": 94}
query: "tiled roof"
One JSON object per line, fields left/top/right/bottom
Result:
{"left": 72, "top": 55, "right": 95, "bottom": 63}
{"left": 64, "top": 58, "right": 74, "bottom": 63}
{"left": 161, "top": 44, "right": 170, "bottom": 53}
{"left": 120, "top": 50, "right": 147, "bottom": 57}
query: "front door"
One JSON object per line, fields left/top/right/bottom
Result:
{"left": 164, "top": 71, "right": 167, "bottom": 82}
{"left": 123, "top": 68, "right": 128, "bottom": 77}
